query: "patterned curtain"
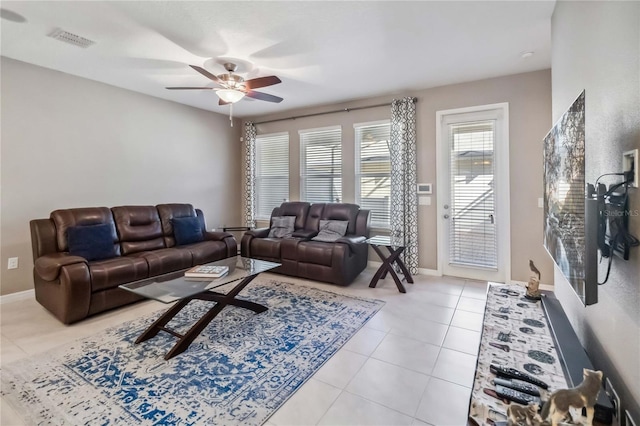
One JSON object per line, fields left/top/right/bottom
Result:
{"left": 244, "top": 122, "right": 257, "bottom": 228}
{"left": 390, "top": 97, "right": 418, "bottom": 275}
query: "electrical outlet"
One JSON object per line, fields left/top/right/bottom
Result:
{"left": 623, "top": 149, "right": 638, "bottom": 188}
{"left": 605, "top": 377, "right": 621, "bottom": 420}
{"left": 625, "top": 410, "right": 638, "bottom": 426}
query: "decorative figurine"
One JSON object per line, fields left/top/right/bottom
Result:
{"left": 540, "top": 369, "right": 603, "bottom": 426}
{"left": 526, "top": 259, "right": 542, "bottom": 300}
{"left": 507, "top": 402, "right": 543, "bottom": 426}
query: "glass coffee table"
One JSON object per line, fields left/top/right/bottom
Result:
{"left": 120, "top": 256, "right": 280, "bottom": 360}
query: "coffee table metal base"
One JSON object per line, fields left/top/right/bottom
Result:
{"left": 135, "top": 274, "right": 267, "bottom": 360}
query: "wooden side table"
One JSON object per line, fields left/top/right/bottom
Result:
{"left": 222, "top": 226, "right": 253, "bottom": 232}
{"left": 222, "top": 226, "right": 253, "bottom": 254}
{"left": 366, "top": 235, "right": 414, "bottom": 293}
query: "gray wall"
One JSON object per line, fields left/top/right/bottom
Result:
{"left": 551, "top": 1, "right": 640, "bottom": 419}
{"left": 0, "top": 57, "right": 242, "bottom": 295}
{"left": 246, "top": 70, "right": 553, "bottom": 283}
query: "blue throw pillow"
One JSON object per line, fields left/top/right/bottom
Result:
{"left": 172, "top": 216, "right": 203, "bottom": 245}
{"left": 67, "top": 224, "right": 117, "bottom": 261}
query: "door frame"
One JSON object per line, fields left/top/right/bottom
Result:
{"left": 435, "top": 103, "right": 511, "bottom": 282}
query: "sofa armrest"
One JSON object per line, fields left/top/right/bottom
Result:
{"left": 335, "top": 235, "right": 367, "bottom": 252}
{"left": 34, "top": 253, "right": 87, "bottom": 282}
{"left": 292, "top": 229, "right": 318, "bottom": 239}
{"left": 203, "top": 230, "right": 237, "bottom": 256}
{"left": 202, "top": 231, "right": 234, "bottom": 241}
{"left": 245, "top": 227, "right": 270, "bottom": 238}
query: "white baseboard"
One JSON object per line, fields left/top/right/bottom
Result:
{"left": 368, "top": 261, "right": 441, "bottom": 277}
{"left": 417, "top": 268, "right": 441, "bottom": 276}
{"left": 0, "top": 289, "right": 35, "bottom": 304}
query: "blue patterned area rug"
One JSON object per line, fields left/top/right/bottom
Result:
{"left": 1, "top": 280, "right": 384, "bottom": 425}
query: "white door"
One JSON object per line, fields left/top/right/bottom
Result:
{"left": 436, "top": 104, "right": 510, "bottom": 282}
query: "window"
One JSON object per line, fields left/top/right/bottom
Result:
{"left": 300, "top": 126, "right": 342, "bottom": 203}
{"left": 448, "top": 120, "right": 497, "bottom": 268}
{"left": 255, "top": 132, "right": 289, "bottom": 219}
{"left": 355, "top": 121, "right": 391, "bottom": 227}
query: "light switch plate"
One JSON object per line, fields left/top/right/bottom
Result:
{"left": 538, "top": 198, "right": 544, "bottom": 208}
{"left": 7, "top": 257, "right": 18, "bottom": 269}
{"left": 418, "top": 196, "right": 431, "bottom": 206}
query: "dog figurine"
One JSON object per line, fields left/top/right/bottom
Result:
{"left": 540, "top": 369, "right": 603, "bottom": 426}
{"left": 507, "top": 402, "right": 544, "bottom": 425}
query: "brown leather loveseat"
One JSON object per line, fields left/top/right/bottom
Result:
{"left": 30, "top": 203, "right": 236, "bottom": 324}
{"left": 241, "top": 202, "right": 370, "bottom": 285}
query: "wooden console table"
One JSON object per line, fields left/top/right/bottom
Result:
{"left": 468, "top": 284, "right": 614, "bottom": 425}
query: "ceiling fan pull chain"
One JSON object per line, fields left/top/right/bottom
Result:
{"left": 229, "top": 103, "right": 233, "bottom": 127}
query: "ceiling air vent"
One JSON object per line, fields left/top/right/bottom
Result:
{"left": 48, "top": 28, "right": 95, "bottom": 48}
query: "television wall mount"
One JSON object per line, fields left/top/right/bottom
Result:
{"left": 588, "top": 171, "right": 639, "bottom": 285}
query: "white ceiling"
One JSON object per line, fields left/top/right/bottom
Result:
{"left": 1, "top": 1, "right": 556, "bottom": 118}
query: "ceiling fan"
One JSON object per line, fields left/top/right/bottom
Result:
{"left": 167, "top": 62, "right": 283, "bottom": 105}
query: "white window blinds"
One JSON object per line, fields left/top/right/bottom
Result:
{"left": 355, "top": 121, "right": 391, "bottom": 227}
{"left": 255, "top": 132, "right": 289, "bottom": 219}
{"left": 449, "top": 120, "right": 497, "bottom": 269}
{"left": 300, "top": 127, "right": 342, "bottom": 203}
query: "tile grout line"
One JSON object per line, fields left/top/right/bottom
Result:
{"left": 314, "top": 326, "right": 393, "bottom": 425}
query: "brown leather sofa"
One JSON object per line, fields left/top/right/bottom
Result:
{"left": 241, "top": 202, "right": 370, "bottom": 285}
{"left": 30, "top": 204, "right": 236, "bottom": 324}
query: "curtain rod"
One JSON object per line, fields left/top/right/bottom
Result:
{"left": 252, "top": 97, "right": 417, "bottom": 125}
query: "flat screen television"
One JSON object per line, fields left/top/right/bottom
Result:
{"left": 543, "top": 91, "right": 598, "bottom": 305}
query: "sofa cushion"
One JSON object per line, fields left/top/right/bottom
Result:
{"left": 251, "top": 238, "right": 282, "bottom": 259}
{"left": 304, "top": 203, "right": 326, "bottom": 232}
{"left": 157, "top": 203, "right": 200, "bottom": 247}
{"left": 112, "top": 205, "right": 165, "bottom": 255}
{"left": 297, "top": 241, "right": 334, "bottom": 267}
{"left": 129, "top": 248, "right": 192, "bottom": 276}
{"left": 67, "top": 224, "right": 118, "bottom": 261}
{"left": 280, "top": 238, "right": 304, "bottom": 260}
{"left": 268, "top": 216, "right": 295, "bottom": 238}
{"left": 312, "top": 220, "right": 348, "bottom": 242}
{"left": 172, "top": 217, "right": 204, "bottom": 245}
{"left": 321, "top": 203, "right": 360, "bottom": 235}
{"left": 182, "top": 240, "right": 230, "bottom": 265}
{"left": 271, "top": 202, "right": 310, "bottom": 230}
{"left": 51, "top": 207, "right": 120, "bottom": 254}
{"left": 88, "top": 256, "right": 149, "bottom": 292}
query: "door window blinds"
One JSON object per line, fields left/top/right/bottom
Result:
{"left": 355, "top": 122, "right": 391, "bottom": 227}
{"left": 449, "top": 120, "right": 498, "bottom": 269}
{"left": 255, "top": 132, "right": 289, "bottom": 219}
{"left": 300, "top": 127, "right": 342, "bottom": 203}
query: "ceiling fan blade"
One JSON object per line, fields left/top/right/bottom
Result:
{"left": 246, "top": 90, "right": 284, "bottom": 103}
{"left": 166, "top": 87, "right": 214, "bottom": 90}
{"left": 189, "top": 65, "right": 221, "bottom": 83}
{"left": 219, "top": 98, "right": 230, "bottom": 106}
{"left": 245, "top": 76, "right": 282, "bottom": 90}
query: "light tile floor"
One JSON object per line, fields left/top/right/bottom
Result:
{"left": 0, "top": 267, "right": 488, "bottom": 426}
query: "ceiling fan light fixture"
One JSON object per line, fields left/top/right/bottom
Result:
{"left": 217, "top": 89, "right": 245, "bottom": 103}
